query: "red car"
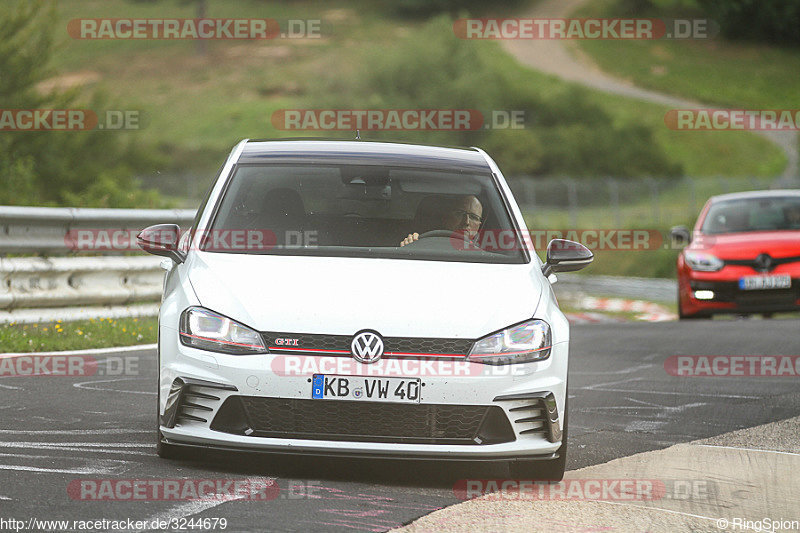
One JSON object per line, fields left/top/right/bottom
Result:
{"left": 674, "top": 190, "right": 800, "bottom": 319}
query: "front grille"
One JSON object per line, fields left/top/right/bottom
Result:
{"left": 724, "top": 256, "right": 800, "bottom": 271}
{"left": 210, "top": 396, "right": 515, "bottom": 445}
{"left": 262, "top": 331, "right": 473, "bottom": 356}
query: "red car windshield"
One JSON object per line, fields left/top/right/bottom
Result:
{"left": 701, "top": 196, "right": 800, "bottom": 235}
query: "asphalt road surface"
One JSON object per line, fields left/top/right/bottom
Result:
{"left": 1, "top": 319, "right": 798, "bottom": 532}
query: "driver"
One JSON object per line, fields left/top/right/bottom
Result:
{"left": 400, "top": 195, "right": 483, "bottom": 247}
{"left": 784, "top": 203, "right": 800, "bottom": 228}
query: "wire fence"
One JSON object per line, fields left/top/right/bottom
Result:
{"left": 506, "top": 176, "right": 778, "bottom": 229}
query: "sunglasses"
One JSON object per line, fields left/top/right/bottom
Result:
{"left": 449, "top": 209, "right": 484, "bottom": 224}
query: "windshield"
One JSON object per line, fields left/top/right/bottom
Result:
{"left": 701, "top": 196, "right": 800, "bottom": 235}
{"left": 201, "top": 163, "right": 527, "bottom": 263}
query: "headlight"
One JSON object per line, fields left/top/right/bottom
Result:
{"left": 179, "top": 307, "right": 267, "bottom": 355}
{"left": 684, "top": 251, "right": 724, "bottom": 272}
{"left": 468, "top": 319, "right": 551, "bottom": 365}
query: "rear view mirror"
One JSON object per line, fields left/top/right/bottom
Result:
{"left": 542, "top": 239, "right": 593, "bottom": 277}
{"left": 137, "top": 224, "right": 185, "bottom": 263}
{"left": 670, "top": 225, "right": 691, "bottom": 247}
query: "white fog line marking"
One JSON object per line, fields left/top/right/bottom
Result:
{"left": 695, "top": 444, "right": 800, "bottom": 457}
{"left": 572, "top": 364, "right": 653, "bottom": 376}
{"left": 0, "top": 442, "right": 151, "bottom": 449}
{"left": 581, "top": 377, "right": 644, "bottom": 390}
{"left": 73, "top": 377, "right": 156, "bottom": 395}
{"left": 0, "top": 464, "right": 119, "bottom": 474}
{"left": 0, "top": 429, "right": 150, "bottom": 435}
{"left": 1, "top": 344, "right": 157, "bottom": 357}
{"left": 587, "top": 387, "right": 759, "bottom": 399}
{"left": 596, "top": 500, "right": 720, "bottom": 524}
{"left": 8, "top": 447, "right": 150, "bottom": 456}
{"left": 130, "top": 477, "right": 277, "bottom": 533}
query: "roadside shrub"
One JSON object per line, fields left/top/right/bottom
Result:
{"left": 0, "top": 0, "right": 163, "bottom": 207}
{"left": 310, "top": 16, "right": 682, "bottom": 178}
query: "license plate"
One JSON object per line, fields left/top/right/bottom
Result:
{"left": 311, "top": 374, "right": 421, "bottom": 403}
{"left": 739, "top": 274, "right": 791, "bottom": 290}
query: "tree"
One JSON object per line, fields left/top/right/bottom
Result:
{"left": 0, "top": 0, "right": 162, "bottom": 207}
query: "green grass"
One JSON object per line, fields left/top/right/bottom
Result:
{"left": 573, "top": 0, "right": 800, "bottom": 110}
{"left": 490, "top": 48, "right": 786, "bottom": 178}
{"left": 46, "top": 0, "right": 787, "bottom": 186}
{"left": 522, "top": 174, "right": 778, "bottom": 278}
{"left": 0, "top": 317, "right": 157, "bottom": 353}
{"left": 50, "top": 0, "right": 406, "bottom": 160}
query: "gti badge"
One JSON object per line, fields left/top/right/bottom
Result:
{"left": 350, "top": 330, "right": 384, "bottom": 364}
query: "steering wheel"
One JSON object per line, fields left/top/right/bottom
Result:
{"left": 416, "top": 230, "right": 455, "bottom": 240}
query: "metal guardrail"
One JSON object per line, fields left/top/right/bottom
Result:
{"left": 0, "top": 205, "right": 195, "bottom": 254}
{"left": 0, "top": 206, "right": 194, "bottom": 323}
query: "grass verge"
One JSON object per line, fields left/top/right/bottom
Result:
{"left": 50, "top": 0, "right": 786, "bottom": 186}
{"left": 573, "top": 0, "right": 800, "bottom": 110}
{"left": 0, "top": 317, "right": 157, "bottom": 353}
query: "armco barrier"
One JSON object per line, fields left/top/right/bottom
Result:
{"left": 0, "top": 205, "right": 195, "bottom": 254}
{"left": 0, "top": 206, "right": 194, "bottom": 324}
{"left": 0, "top": 256, "right": 164, "bottom": 310}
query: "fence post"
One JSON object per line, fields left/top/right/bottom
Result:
{"left": 567, "top": 179, "right": 578, "bottom": 227}
{"left": 608, "top": 178, "right": 621, "bottom": 227}
{"left": 648, "top": 178, "right": 660, "bottom": 225}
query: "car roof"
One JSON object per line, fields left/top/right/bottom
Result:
{"left": 710, "top": 189, "right": 800, "bottom": 203}
{"left": 237, "top": 139, "right": 491, "bottom": 171}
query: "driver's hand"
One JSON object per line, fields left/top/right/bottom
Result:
{"left": 400, "top": 233, "right": 419, "bottom": 247}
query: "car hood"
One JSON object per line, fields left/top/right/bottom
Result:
{"left": 690, "top": 231, "right": 800, "bottom": 259}
{"left": 186, "top": 252, "right": 543, "bottom": 338}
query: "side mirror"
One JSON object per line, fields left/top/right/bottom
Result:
{"left": 137, "top": 224, "right": 185, "bottom": 263}
{"left": 542, "top": 239, "right": 593, "bottom": 277}
{"left": 670, "top": 225, "right": 691, "bottom": 247}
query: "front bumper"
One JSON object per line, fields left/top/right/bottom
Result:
{"left": 158, "top": 330, "right": 567, "bottom": 460}
{"left": 680, "top": 274, "right": 800, "bottom": 315}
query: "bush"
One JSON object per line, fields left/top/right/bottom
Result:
{"left": 309, "top": 16, "right": 682, "bottom": 178}
{"left": 697, "top": 0, "right": 800, "bottom": 46}
{"left": 0, "top": 0, "right": 164, "bottom": 207}
{"left": 615, "top": 0, "right": 800, "bottom": 46}
{"left": 384, "top": 0, "right": 526, "bottom": 18}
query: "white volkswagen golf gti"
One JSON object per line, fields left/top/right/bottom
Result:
{"left": 138, "top": 139, "right": 592, "bottom": 480}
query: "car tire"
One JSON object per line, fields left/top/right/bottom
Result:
{"left": 509, "top": 396, "right": 568, "bottom": 482}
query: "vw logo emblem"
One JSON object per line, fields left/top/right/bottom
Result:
{"left": 755, "top": 253, "right": 773, "bottom": 272}
{"left": 351, "top": 330, "right": 384, "bottom": 364}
